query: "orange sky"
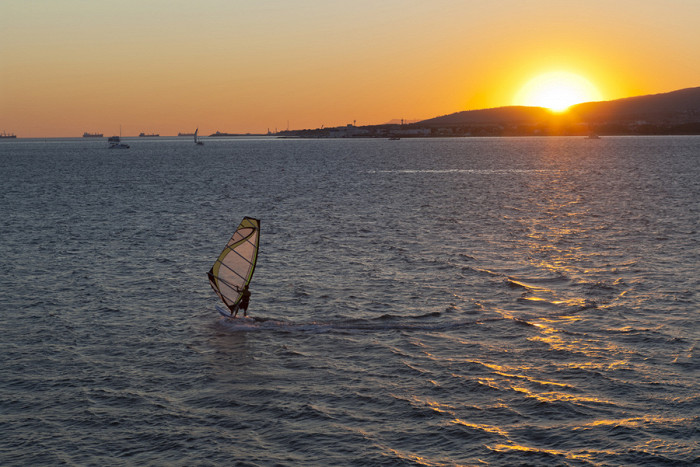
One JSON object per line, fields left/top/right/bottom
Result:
{"left": 1, "top": 0, "right": 699, "bottom": 137}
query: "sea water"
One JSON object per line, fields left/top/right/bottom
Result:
{"left": 1, "top": 136, "right": 698, "bottom": 465}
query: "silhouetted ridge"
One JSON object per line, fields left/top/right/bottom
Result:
{"left": 418, "top": 86, "right": 700, "bottom": 127}
{"left": 420, "top": 106, "right": 553, "bottom": 126}
{"left": 569, "top": 87, "right": 700, "bottom": 123}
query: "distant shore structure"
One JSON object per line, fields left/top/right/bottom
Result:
{"left": 139, "top": 133, "right": 160, "bottom": 137}
{"left": 82, "top": 132, "right": 103, "bottom": 138}
{"left": 211, "top": 131, "right": 235, "bottom": 137}
{"left": 1, "top": 131, "right": 17, "bottom": 139}
{"left": 178, "top": 132, "right": 195, "bottom": 137}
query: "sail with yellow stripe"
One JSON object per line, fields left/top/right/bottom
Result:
{"left": 207, "top": 217, "right": 260, "bottom": 312}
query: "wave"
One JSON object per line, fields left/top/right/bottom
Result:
{"left": 216, "top": 310, "right": 493, "bottom": 334}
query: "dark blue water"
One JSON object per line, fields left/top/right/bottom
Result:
{"left": 1, "top": 136, "right": 698, "bottom": 465}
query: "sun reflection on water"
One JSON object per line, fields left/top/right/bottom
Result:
{"left": 487, "top": 443, "right": 596, "bottom": 462}
{"left": 511, "top": 386, "right": 613, "bottom": 406}
{"left": 451, "top": 419, "right": 509, "bottom": 437}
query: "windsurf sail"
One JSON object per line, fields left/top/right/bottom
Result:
{"left": 208, "top": 217, "right": 260, "bottom": 311}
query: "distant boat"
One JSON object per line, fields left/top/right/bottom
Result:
{"left": 108, "top": 126, "right": 129, "bottom": 149}
{"left": 389, "top": 136, "right": 401, "bottom": 140}
{"left": 587, "top": 132, "right": 601, "bottom": 139}
{"left": 108, "top": 136, "right": 130, "bottom": 149}
{"left": 83, "top": 132, "right": 103, "bottom": 138}
{"left": 139, "top": 132, "right": 160, "bottom": 137}
{"left": 0, "top": 131, "right": 17, "bottom": 139}
{"left": 194, "top": 128, "right": 204, "bottom": 145}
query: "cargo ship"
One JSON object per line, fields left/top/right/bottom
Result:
{"left": 139, "top": 132, "right": 160, "bottom": 137}
{"left": 1, "top": 131, "right": 17, "bottom": 139}
{"left": 82, "top": 132, "right": 103, "bottom": 138}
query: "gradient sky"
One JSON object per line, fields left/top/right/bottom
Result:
{"left": 1, "top": 0, "right": 699, "bottom": 137}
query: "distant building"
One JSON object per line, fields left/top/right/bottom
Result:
{"left": 395, "top": 128, "right": 431, "bottom": 137}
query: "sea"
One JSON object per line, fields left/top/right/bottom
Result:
{"left": 1, "top": 136, "right": 698, "bottom": 466}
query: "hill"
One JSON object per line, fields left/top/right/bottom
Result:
{"left": 568, "top": 86, "right": 700, "bottom": 124}
{"left": 419, "top": 105, "right": 553, "bottom": 126}
{"left": 416, "top": 86, "right": 700, "bottom": 136}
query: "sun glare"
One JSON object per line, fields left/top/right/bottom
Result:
{"left": 514, "top": 71, "right": 602, "bottom": 112}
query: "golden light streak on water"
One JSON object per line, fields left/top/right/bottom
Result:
{"left": 379, "top": 446, "right": 434, "bottom": 467}
{"left": 606, "top": 360, "right": 629, "bottom": 370}
{"left": 539, "top": 315, "right": 582, "bottom": 323}
{"left": 476, "top": 377, "right": 505, "bottom": 391}
{"left": 408, "top": 395, "right": 456, "bottom": 415}
{"left": 487, "top": 443, "right": 595, "bottom": 462}
{"left": 450, "top": 419, "right": 509, "bottom": 437}
{"left": 466, "top": 362, "right": 574, "bottom": 391}
{"left": 525, "top": 319, "right": 635, "bottom": 366}
{"left": 511, "top": 386, "right": 614, "bottom": 406}
{"left": 479, "top": 361, "right": 530, "bottom": 374}
{"left": 527, "top": 330, "right": 632, "bottom": 364}
{"left": 580, "top": 415, "right": 692, "bottom": 429}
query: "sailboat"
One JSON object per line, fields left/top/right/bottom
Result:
{"left": 208, "top": 217, "right": 260, "bottom": 317}
{"left": 194, "top": 128, "right": 204, "bottom": 145}
{"left": 108, "top": 125, "right": 129, "bottom": 149}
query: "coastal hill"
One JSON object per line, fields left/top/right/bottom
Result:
{"left": 419, "top": 106, "right": 554, "bottom": 126}
{"left": 416, "top": 86, "right": 700, "bottom": 135}
{"left": 568, "top": 86, "right": 700, "bottom": 124}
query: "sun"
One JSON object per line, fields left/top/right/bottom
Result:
{"left": 514, "top": 71, "right": 602, "bottom": 112}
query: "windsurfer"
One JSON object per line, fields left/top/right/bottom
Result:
{"left": 231, "top": 284, "right": 251, "bottom": 317}
{"left": 209, "top": 217, "right": 260, "bottom": 319}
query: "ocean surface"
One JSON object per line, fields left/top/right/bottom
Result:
{"left": 1, "top": 136, "right": 698, "bottom": 466}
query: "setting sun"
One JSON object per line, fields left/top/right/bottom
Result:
{"left": 514, "top": 72, "right": 603, "bottom": 112}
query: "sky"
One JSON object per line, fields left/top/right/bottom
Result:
{"left": 1, "top": 0, "right": 699, "bottom": 137}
